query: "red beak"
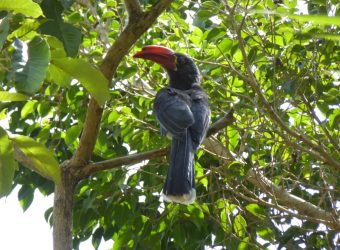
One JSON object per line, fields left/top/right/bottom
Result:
{"left": 133, "top": 45, "right": 177, "bottom": 70}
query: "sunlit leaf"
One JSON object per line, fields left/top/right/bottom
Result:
{"left": 9, "top": 37, "right": 50, "bottom": 94}
{"left": 65, "top": 124, "right": 82, "bottom": 146}
{"left": 0, "top": 127, "right": 17, "bottom": 198}
{"left": 21, "top": 100, "right": 37, "bottom": 119}
{"left": 257, "top": 227, "right": 275, "bottom": 241}
{"left": 52, "top": 58, "right": 110, "bottom": 106}
{"left": 245, "top": 204, "right": 267, "bottom": 220}
{"left": 0, "top": 0, "right": 43, "bottom": 18}
{"left": 11, "top": 135, "right": 60, "bottom": 184}
{"left": 0, "top": 91, "right": 29, "bottom": 102}
{"left": 233, "top": 215, "right": 247, "bottom": 238}
{"left": 7, "top": 19, "right": 40, "bottom": 41}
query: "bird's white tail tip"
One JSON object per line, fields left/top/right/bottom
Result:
{"left": 162, "top": 189, "right": 196, "bottom": 205}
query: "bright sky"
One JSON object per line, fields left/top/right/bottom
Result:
{"left": 0, "top": 187, "right": 113, "bottom": 250}
{"left": 0, "top": 187, "right": 54, "bottom": 249}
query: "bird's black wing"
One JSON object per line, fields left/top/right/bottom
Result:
{"left": 188, "top": 85, "right": 210, "bottom": 150}
{"left": 154, "top": 87, "right": 194, "bottom": 138}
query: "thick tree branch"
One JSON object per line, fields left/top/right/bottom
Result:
{"left": 124, "top": 0, "right": 143, "bottom": 18}
{"left": 206, "top": 108, "right": 234, "bottom": 137}
{"left": 205, "top": 134, "right": 340, "bottom": 230}
{"left": 78, "top": 109, "right": 235, "bottom": 178}
{"left": 246, "top": 168, "right": 340, "bottom": 230}
{"left": 53, "top": 163, "right": 78, "bottom": 250}
{"left": 70, "top": 0, "right": 173, "bottom": 168}
{"left": 79, "top": 148, "right": 169, "bottom": 177}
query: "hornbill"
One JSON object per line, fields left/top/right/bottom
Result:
{"left": 133, "top": 45, "right": 210, "bottom": 204}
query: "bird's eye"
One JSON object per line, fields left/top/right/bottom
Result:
{"left": 177, "top": 56, "right": 186, "bottom": 65}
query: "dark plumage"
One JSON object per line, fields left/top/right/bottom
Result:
{"left": 134, "top": 46, "right": 210, "bottom": 204}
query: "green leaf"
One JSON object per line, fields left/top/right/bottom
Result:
{"left": 44, "top": 207, "right": 53, "bottom": 225}
{"left": 215, "top": 38, "right": 233, "bottom": 56}
{"left": 0, "top": 16, "right": 10, "bottom": 50}
{"left": 18, "top": 185, "right": 34, "bottom": 211}
{"left": 227, "top": 127, "right": 239, "bottom": 151}
{"left": 39, "top": 0, "right": 82, "bottom": 57}
{"left": 173, "top": 223, "right": 186, "bottom": 247}
{"left": 21, "top": 100, "right": 37, "bottom": 119}
{"left": 65, "top": 124, "right": 82, "bottom": 146}
{"left": 107, "top": 110, "right": 119, "bottom": 124}
{"left": 245, "top": 204, "right": 267, "bottom": 220}
{"left": 287, "top": 14, "right": 340, "bottom": 26}
{"left": 47, "top": 36, "right": 67, "bottom": 59}
{"left": 0, "top": 91, "right": 29, "bottom": 102}
{"left": 11, "top": 135, "right": 60, "bottom": 184}
{"left": 10, "top": 37, "right": 50, "bottom": 94}
{"left": 329, "top": 108, "right": 340, "bottom": 129}
{"left": 257, "top": 227, "right": 275, "bottom": 241}
{"left": 237, "top": 237, "right": 249, "bottom": 250}
{"left": 220, "top": 210, "right": 232, "bottom": 233}
{"left": 0, "top": 0, "right": 43, "bottom": 18}
{"left": 47, "top": 64, "right": 72, "bottom": 87}
{"left": 52, "top": 58, "right": 110, "bottom": 106}
{"left": 233, "top": 215, "right": 247, "bottom": 238}
{"left": 0, "top": 127, "right": 17, "bottom": 198}
{"left": 205, "top": 28, "right": 225, "bottom": 42}
{"left": 7, "top": 19, "right": 40, "bottom": 41}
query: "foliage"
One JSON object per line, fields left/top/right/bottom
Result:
{"left": 0, "top": 0, "right": 339, "bottom": 249}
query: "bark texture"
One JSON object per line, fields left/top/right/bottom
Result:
{"left": 53, "top": 164, "right": 78, "bottom": 250}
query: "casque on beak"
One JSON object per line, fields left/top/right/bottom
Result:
{"left": 133, "top": 45, "right": 177, "bottom": 70}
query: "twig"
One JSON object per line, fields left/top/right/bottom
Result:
{"left": 301, "top": 94, "right": 340, "bottom": 154}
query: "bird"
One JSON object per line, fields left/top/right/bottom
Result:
{"left": 133, "top": 45, "right": 210, "bottom": 204}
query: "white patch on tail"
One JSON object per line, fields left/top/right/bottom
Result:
{"left": 162, "top": 189, "right": 196, "bottom": 205}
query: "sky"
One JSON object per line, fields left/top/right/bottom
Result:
{"left": 0, "top": 187, "right": 54, "bottom": 249}
{"left": 0, "top": 187, "right": 113, "bottom": 250}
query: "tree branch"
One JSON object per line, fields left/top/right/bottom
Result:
{"left": 70, "top": 0, "right": 173, "bottom": 168}
{"left": 204, "top": 133, "right": 340, "bottom": 230}
{"left": 78, "top": 109, "right": 235, "bottom": 178}
{"left": 246, "top": 168, "right": 340, "bottom": 230}
{"left": 225, "top": 4, "right": 340, "bottom": 170}
{"left": 206, "top": 108, "right": 234, "bottom": 137}
{"left": 124, "top": 0, "right": 143, "bottom": 18}
{"left": 79, "top": 148, "right": 168, "bottom": 178}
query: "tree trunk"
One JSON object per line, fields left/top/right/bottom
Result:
{"left": 53, "top": 166, "right": 77, "bottom": 250}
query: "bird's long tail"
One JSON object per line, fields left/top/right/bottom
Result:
{"left": 162, "top": 130, "right": 195, "bottom": 204}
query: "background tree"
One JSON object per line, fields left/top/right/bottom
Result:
{"left": 0, "top": 0, "right": 339, "bottom": 249}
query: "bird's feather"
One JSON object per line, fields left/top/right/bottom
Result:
{"left": 154, "top": 87, "right": 194, "bottom": 138}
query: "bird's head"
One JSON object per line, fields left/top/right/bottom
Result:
{"left": 133, "top": 45, "right": 200, "bottom": 90}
